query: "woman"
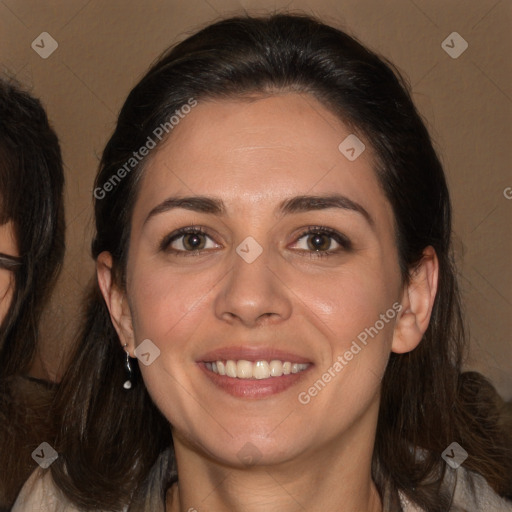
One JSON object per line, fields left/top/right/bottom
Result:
{"left": 0, "top": 78, "right": 65, "bottom": 510}
{"left": 14, "top": 13, "right": 512, "bottom": 511}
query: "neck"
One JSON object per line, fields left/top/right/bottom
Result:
{"left": 167, "top": 470, "right": 382, "bottom": 512}
{"left": 166, "top": 401, "right": 382, "bottom": 512}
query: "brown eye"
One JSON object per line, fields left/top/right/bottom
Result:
{"left": 160, "top": 227, "right": 220, "bottom": 255}
{"left": 181, "top": 233, "right": 207, "bottom": 251}
{"left": 290, "top": 226, "right": 352, "bottom": 257}
{"left": 306, "top": 233, "right": 332, "bottom": 251}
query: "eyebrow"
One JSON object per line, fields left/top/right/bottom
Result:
{"left": 144, "top": 194, "right": 374, "bottom": 228}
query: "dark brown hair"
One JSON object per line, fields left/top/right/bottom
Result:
{"left": 0, "top": 77, "right": 65, "bottom": 377}
{"left": 0, "top": 77, "right": 65, "bottom": 508}
{"left": 50, "top": 13, "right": 512, "bottom": 511}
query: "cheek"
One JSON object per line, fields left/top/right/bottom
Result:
{"left": 127, "top": 262, "right": 222, "bottom": 352}
{"left": 127, "top": 264, "right": 215, "bottom": 423}
{"left": 292, "top": 261, "right": 400, "bottom": 345}
{"left": 287, "top": 257, "right": 401, "bottom": 415}
{"left": 292, "top": 268, "right": 399, "bottom": 421}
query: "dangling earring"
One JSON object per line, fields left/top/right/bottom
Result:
{"left": 123, "top": 344, "right": 133, "bottom": 390}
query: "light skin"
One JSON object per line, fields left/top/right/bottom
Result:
{"left": 0, "top": 220, "right": 18, "bottom": 323}
{"left": 98, "top": 93, "right": 439, "bottom": 512}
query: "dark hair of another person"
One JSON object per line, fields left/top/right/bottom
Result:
{"left": 49, "top": 13, "right": 512, "bottom": 511}
{"left": 0, "top": 78, "right": 65, "bottom": 377}
{"left": 0, "top": 78, "right": 65, "bottom": 507}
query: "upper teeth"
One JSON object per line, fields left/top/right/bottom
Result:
{"left": 205, "top": 360, "right": 309, "bottom": 379}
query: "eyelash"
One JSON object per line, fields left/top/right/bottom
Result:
{"left": 294, "top": 226, "right": 352, "bottom": 258}
{"left": 159, "top": 225, "right": 352, "bottom": 258}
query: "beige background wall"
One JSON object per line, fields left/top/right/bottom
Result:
{"left": 1, "top": 0, "right": 511, "bottom": 399}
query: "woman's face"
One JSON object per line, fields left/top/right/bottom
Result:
{"left": 0, "top": 220, "right": 18, "bottom": 323}
{"left": 104, "top": 93, "right": 431, "bottom": 468}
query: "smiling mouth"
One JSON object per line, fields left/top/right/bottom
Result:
{"left": 205, "top": 359, "right": 310, "bottom": 379}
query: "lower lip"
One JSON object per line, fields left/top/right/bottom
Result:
{"left": 198, "top": 363, "right": 312, "bottom": 399}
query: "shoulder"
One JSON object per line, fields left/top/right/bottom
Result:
{"left": 452, "top": 466, "right": 512, "bottom": 511}
{"left": 11, "top": 468, "right": 80, "bottom": 512}
{"left": 398, "top": 466, "right": 512, "bottom": 512}
{"left": 0, "top": 376, "right": 58, "bottom": 509}
{"left": 12, "top": 448, "right": 175, "bottom": 512}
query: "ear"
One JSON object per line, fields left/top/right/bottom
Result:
{"left": 97, "top": 251, "right": 135, "bottom": 354}
{"left": 392, "top": 246, "right": 439, "bottom": 354}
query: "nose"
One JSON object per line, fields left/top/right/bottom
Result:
{"left": 213, "top": 242, "right": 292, "bottom": 328}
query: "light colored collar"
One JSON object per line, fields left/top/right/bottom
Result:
{"left": 12, "top": 448, "right": 512, "bottom": 511}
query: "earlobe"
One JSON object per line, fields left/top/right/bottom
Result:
{"left": 391, "top": 246, "right": 439, "bottom": 354}
{"left": 97, "top": 251, "right": 135, "bottom": 353}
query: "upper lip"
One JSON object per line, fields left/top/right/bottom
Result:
{"left": 198, "top": 346, "right": 312, "bottom": 364}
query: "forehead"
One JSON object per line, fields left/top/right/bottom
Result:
{"left": 134, "top": 93, "right": 391, "bottom": 223}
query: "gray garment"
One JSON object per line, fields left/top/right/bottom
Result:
{"left": 12, "top": 448, "right": 512, "bottom": 511}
